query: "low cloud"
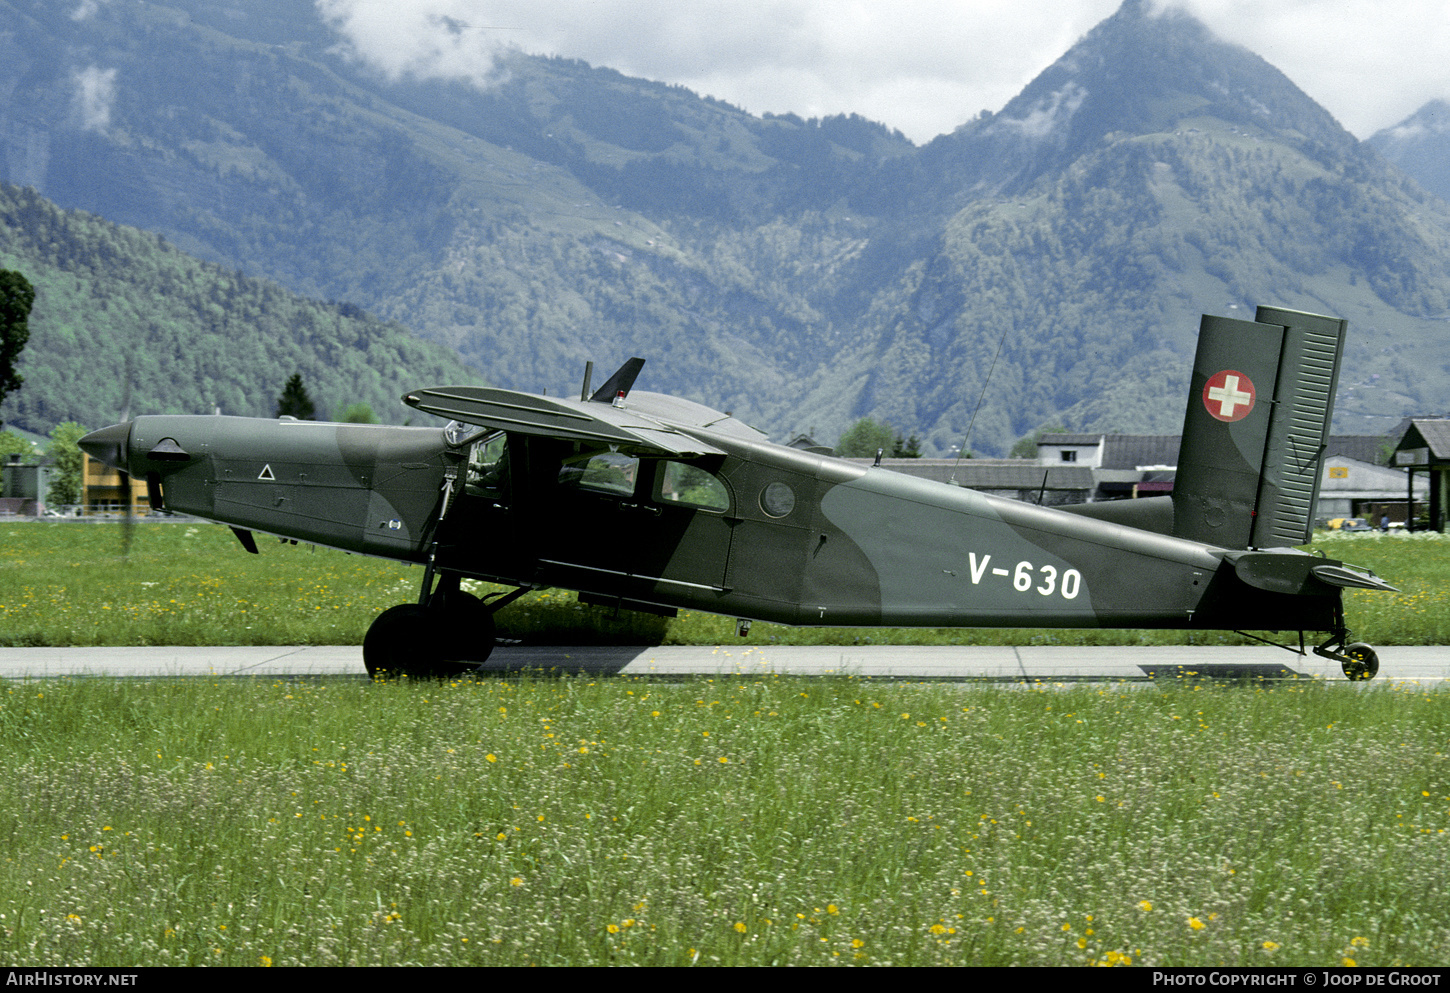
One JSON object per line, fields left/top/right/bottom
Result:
{"left": 315, "top": 0, "right": 510, "bottom": 89}
{"left": 72, "top": 66, "right": 118, "bottom": 132}
{"left": 995, "top": 83, "right": 1088, "bottom": 140}
{"left": 310, "top": 0, "right": 1104, "bottom": 141}
{"left": 311, "top": 1, "right": 1450, "bottom": 144}
{"left": 71, "top": 0, "right": 110, "bottom": 20}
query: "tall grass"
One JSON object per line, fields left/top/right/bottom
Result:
{"left": 3, "top": 674, "right": 1449, "bottom": 966}
{"left": 0, "top": 522, "right": 1444, "bottom": 647}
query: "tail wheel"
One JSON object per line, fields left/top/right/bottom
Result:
{"left": 1341, "top": 642, "right": 1380, "bottom": 681}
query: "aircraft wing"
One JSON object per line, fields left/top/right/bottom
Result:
{"left": 403, "top": 385, "right": 730, "bottom": 458}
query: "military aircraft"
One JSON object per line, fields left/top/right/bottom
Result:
{"left": 81, "top": 304, "right": 1395, "bottom": 680}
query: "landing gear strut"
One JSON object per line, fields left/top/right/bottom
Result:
{"left": 1310, "top": 605, "right": 1380, "bottom": 681}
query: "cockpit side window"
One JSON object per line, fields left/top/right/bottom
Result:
{"left": 465, "top": 431, "right": 509, "bottom": 498}
{"left": 656, "top": 461, "right": 730, "bottom": 512}
{"left": 558, "top": 451, "right": 640, "bottom": 497}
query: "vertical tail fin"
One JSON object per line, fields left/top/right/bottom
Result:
{"left": 589, "top": 358, "right": 646, "bottom": 403}
{"left": 1172, "top": 306, "right": 1347, "bottom": 550}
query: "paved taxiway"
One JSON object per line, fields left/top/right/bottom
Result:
{"left": 1, "top": 644, "right": 1445, "bottom": 682}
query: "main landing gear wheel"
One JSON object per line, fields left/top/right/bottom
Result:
{"left": 363, "top": 602, "right": 488, "bottom": 679}
{"left": 430, "top": 590, "right": 497, "bottom": 667}
{"left": 1341, "top": 642, "right": 1380, "bottom": 682}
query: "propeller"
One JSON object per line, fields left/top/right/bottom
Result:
{"left": 119, "top": 356, "right": 133, "bottom": 558}
{"left": 76, "top": 361, "right": 136, "bottom": 557}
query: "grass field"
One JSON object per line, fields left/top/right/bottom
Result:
{"left": 3, "top": 674, "right": 1449, "bottom": 966}
{"left": 0, "top": 521, "right": 1446, "bottom": 648}
{"left": 3, "top": 524, "right": 1449, "bottom": 966}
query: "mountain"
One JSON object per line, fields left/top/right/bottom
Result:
{"left": 1368, "top": 100, "right": 1450, "bottom": 205}
{"left": 823, "top": 0, "right": 1450, "bottom": 451}
{"left": 0, "top": 182, "right": 484, "bottom": 430}
{"left": 2, "top": 0, "right": 1448, "bottom": 454}
{"left": 0, "top": 0, "right": 919, "bottom": 435}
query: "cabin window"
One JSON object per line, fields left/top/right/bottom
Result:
{"left": 1060, "top": 450, "right": 1077, "bottom": 462}
{"left": 558, "top": 451, "right": 639, "bottom": 497}
{"left": 760, "top": 481, "right": 796, "bottom": 518}
{"left": 656, "top": 461, "right": 730, "bottom": 512}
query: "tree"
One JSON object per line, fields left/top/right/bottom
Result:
{"left": 0, "top": 430, "right": 35, "bottom": 460}
{"left": 275, "top": 373, "right": 316, "bottom": 420}
{"left": 46, "top": 422, "right": 88, "bottom": 507}
{"left": 0, "top": 269, "right": 35, "bottom": 417}
{"left": 336, "top": 402, "right": 380, "bottom": 424}
{"left": 891, "top": 433, "right": 922, "bottom": 458}
{"left": 835, "top": 416, "right": 897, "bottom": 458}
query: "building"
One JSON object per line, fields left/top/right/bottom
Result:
{"left": 1317, "top": 455, "right": 1427, "bottom": 524}
{"left": 81, "top": 452, "right": 150, "bottom": 515}
{"left": 1034, "top": 433, "right": 1400, "bottom": 508}
{"left": 844, "top": 458, "right": 1094, "bottom": 505}
{"left": 0, "top": 454, "right": 51, "bottom": 516}
{"left": 1393, "top": 419, "right": 1450, "bottom": 532}
{"left": 1036, "top": 434, "right": 1179, "bottom": 502}
{"left": 785, "top": 433, "right": 833, "bottom": 456}
{"left": 840, "top": 432, "right": 1413, "bottom": 526}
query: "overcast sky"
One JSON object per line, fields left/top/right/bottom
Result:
{"left": 313, "top": 0, "right": 1450, "bottom": 145}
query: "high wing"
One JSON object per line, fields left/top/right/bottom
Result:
{"left": 403, "top": 362, "right": 769, "bottom": 459}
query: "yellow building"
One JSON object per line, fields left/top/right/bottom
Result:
{"left": 81, "top": 452, "right": 150, "bottom": 514}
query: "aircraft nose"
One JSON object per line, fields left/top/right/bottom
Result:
{"left": 79, "top": 421, "right": 133, "bottom": 473}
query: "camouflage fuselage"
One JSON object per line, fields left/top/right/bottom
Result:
{"left": 104, "top": 413, "right": 1342, "bottom": 635}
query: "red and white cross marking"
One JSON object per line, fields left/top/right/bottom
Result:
{"left": 1202, "top": 370, "right": 1256, "bottom": 422}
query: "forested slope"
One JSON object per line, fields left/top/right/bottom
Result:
{"left": 0, "top": 183, "right": 484, "bottom": 430}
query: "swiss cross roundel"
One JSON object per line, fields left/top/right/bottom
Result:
{"left": 1202, "top": 369, "right": 1256, "bottom": 422}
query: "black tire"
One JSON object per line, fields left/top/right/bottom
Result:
{"left": 429, "top": 589, "right": 496, "bottom": 666}
{"left": 1341, "top": 642, "right": 1380, "bottom": 681}
{"left": 363, "top": 603, "right": 477, "bottom": 678}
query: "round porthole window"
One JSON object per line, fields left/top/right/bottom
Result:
{"left": 760, "top": 481, "right": 796, "bottom": 518}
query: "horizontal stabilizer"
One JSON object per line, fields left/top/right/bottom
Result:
{"left": 1228, "top": 550, "right": 1397, "bottom": 594}
{"left": 1310, "top": 563, "right": 1398, "bottom": 592}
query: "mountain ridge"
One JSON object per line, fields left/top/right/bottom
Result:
{"left": 1368, "top": 99, "right": 1450, "bottom": 206}
{"left": 2, "top": 0, "right": 1447, "bottom": 454}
